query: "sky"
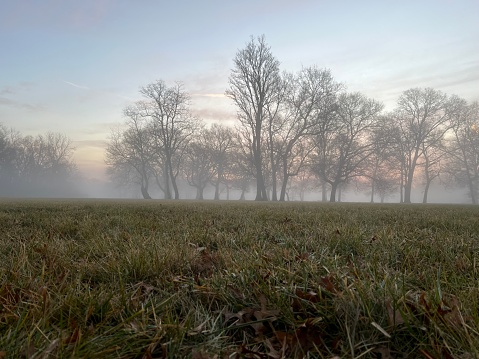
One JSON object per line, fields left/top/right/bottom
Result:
{"left": 1, "top": 0, "right": 478, "bottom": 183}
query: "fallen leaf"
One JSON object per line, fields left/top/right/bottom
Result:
{"left": 319, "top": 274, "right": 340, "bottom": 294}
{"left": 386, "top": 300, "right": 405, "bottom": 327}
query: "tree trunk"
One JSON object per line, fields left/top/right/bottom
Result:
{"left": 404, "top": 183, "right": 412, "bottom": 204}
{"left": 214, "top": 164, "right": 223, "bottom": 200}
{"left": 422, "top": 181, "right": 430, "bottom": 204}
{"left": 329, "top": 182, "right": 338, "bottom": 202}
{"left": 255, "top": 164, "right": 267, "bottom": 201}
{"left": 469, "top": 177, "right": 477, "bottom": 204}
{"left": 404, "top": 153, "right": 419, "bottom": 204}
{"left": 370, "top": 182, "right": 375, "bottom": 203}
{"left": 166, "top": 156, "right": 180, "bottom": 200}
{"left": 279, "top": 174, "right": 289, "bottom": 201}
{"left": 196, "top": 187, "right": 204, "bottom": 200}
{"left": 214, "top": 180, "right": 220, "bottom": 200}
{"left": 141, "top": 184, "right": 152, "bottom": 199}
{"left": 321, "top": 182, "right": 328, "bottom": 202}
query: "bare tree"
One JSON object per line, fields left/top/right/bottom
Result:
{"left": 445, "top": 98, "right": 479, "bottom": 204}
{"left": 226, "top": 35, "right": 281, "bottom": 201}
{"left": 0, "top": 128, "right": 78, "bottom": 197}
{"left": 312, "top": 92, "right": 383, "bottom": 202}
{"left": 420, "top": 140, "right": 445, "bottom": 203}
{"left": 204, "top": 123, "right": 235, "bottom": 200}
{"left": 105, "top": 108, "right": 154, "bottom": 199}
{"left": 394, "top": 88, "right": 451, "bottom": 203}
{"left": 364, "top": 118, "right": 400, "bottom": 202}
{"left": 276, "top": 67, "right": 341, "bottom": 201}
{"left": 183, "top": 126, "right": 217, "bottom": 200}
{"left": 140, "top": 80, "right": 198, "bottom": 199}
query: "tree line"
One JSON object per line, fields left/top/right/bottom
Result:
{"left": 106, "top": 36, "right": 479, "bottom": 204}
{"left": 0, "top": 125, "right": 78, "bottom": 197}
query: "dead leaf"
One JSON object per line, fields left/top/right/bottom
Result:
{"left": 291, "top": 319, "right": 324, "bottom": 354}
{"left": 292, "top": 289, "right": 320, "bottom": 312}
{"left": 386, "top": 300, "right": 405, "bottom": 327}
{"left": 440, "top": 295, "right": 463, "bottom": 327}
{"left": 319, "top": 274, "right": 340, "bottom": 294}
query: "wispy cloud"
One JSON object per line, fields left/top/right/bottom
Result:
{"left": 64, "top": 81, "right": 89, "bottom": 90}
{"left": 0, "top": 96, "right": 46, "bottom": 112}
{"left": 0, "top": 86, "right": 15, "bottom": 95}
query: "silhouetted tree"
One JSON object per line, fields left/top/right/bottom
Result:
{"left": 393, "top": 88, "right": 451, "bottom": 203}
{"left": 226, "top": 35, "right": 281, "bottom": 201}
{"left": 312, "top": 92, "right": 383, "bottom": 202}
{"left": 140, "top": 80, "right": 198, "bottom": 199}
{"left": 105, "top": 107, "right": 154, "bottom": 199}
{"left": 444, "top": 98, "right": 479, "bottom": 204}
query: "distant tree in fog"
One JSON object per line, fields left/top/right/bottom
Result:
{"left": 106, "top": 80, "right": 200, "bottom": 199}
{"left": 105, "top": 107, "right": 154, "bottom": 199}
{"left": 312, "top": 92, "right": 383, "bottom": 202}
{"left": 0, "top": 125, "right": 77, "bottom": 197}
{"left": 275, "top": 67, "right": 342, "bottom": 201}
{"left": 393, "top": 88, "right": 452, "bottom": 203}
{"left": 183, "top": 126, "right": 216, "bottom": 200}
{"left": 0, "top": 125, "right": 18, "bottom": 191}
{"left": 444, "top": 99, "right": 479, "bottom": 204}
{"left": 226, "top": 35, "right": 281, "bottom": 201}
{"left": 363, "top": 118, "right": 400, "bottom": 202}
{"left": 205, "top": 124, "right": 235, "bottom": 200}
{"left": 419, "top": 139, "right": 445, "bottom": 203}
{"left": 140, "top": 81, "right": 198, "bottom": 199}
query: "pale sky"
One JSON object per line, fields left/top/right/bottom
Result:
{"left": 1, "top": 0, "right": 478, "bottom": 182}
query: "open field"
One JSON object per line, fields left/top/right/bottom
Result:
{"left": 0, "top": 199, "right": 478, "bottom": 358}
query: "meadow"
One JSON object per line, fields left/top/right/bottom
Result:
{"left": 0, "top": 199, "right": 478, "bottom": 358}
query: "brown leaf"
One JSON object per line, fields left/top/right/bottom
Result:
{"left": 319, "top": 275, "right": 340, "bottom": 294}
{"left": 440, "top": 295, "right": 463, "bottom": 327}
{"left": 386, "top": 300, "right": 405, "bottom": 327}
{"left": 0, "top": 352, "right": 6, "bottom": 359}
{"left": 291, "top": 319, "right": 323, "bottom": 353}
{"left": 263, "top": 338, "right": 282, "bottom": 359}
{"left": 295, "top": 289, "right": 320, "bottom": 303}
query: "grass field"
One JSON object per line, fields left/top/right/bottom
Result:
{"left": 0, "top": 199, "right": 478, "bottom": 358}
